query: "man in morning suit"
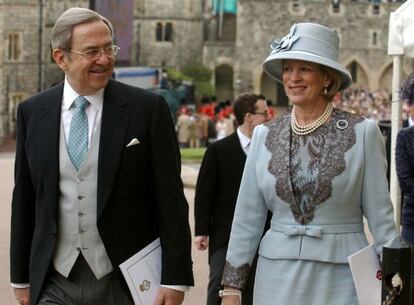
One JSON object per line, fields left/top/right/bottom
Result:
{"left": 194, "top": 93, "right": 270, "bottom": 305}
{"left": 10, "top": 7, "right": 193, "bottom": 305}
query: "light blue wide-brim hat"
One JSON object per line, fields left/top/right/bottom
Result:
{"left": 263, "top": 23, "right": 352, "bottom": 91}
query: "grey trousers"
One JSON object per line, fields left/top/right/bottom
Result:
{"left": 37, "top": 255, "right": 134, "bottom": 305}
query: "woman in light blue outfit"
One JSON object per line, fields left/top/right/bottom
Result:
{"left": 219, "top": 23, "right": 396, "bottom": 305}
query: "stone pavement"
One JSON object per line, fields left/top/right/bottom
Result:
{"left": 0, "top": 153, "right": 19, "bottom": 305}
{"left": 0, "top": 148, "right": 207, "bottom": 305}
{"left": 181, "top": 163, "right": 198, "bottom": 189}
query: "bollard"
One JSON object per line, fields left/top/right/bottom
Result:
{"left": 382, "top": 235, "right": 412, "bottom": 305}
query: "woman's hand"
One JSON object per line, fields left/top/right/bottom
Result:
{"left": 220, "top": 286, "right": 241, "bottom": 305}
{"left": 220, "top": 295, "right": 241, "bottom": 305}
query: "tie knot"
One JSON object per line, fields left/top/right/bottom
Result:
{"left": 74, "top": 96, "right": 89, "bottom": 110}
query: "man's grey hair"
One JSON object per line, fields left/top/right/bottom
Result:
{"left": 51, "top": 7, "right": 114, "bottom": 50}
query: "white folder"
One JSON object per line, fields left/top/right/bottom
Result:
{"left": 120, "top": 238, "right": 162, "bottom": 305}
{"left": 348, "top": 244, "right": 382, "bottom": 305}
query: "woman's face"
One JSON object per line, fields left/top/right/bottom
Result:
{"left": 282, "top": 59, "right": 329, "bottom": 107}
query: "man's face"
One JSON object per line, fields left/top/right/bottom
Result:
{"left": 53, "top": 21, "right": 114, "bottom": 95}
{"left": 409, "top": 104, "right": 414, "bottom": 119}
{"left": 250, "top": 99, "right": 270, "bottom": 128}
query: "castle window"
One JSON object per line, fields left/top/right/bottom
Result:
{"left": 165, "top": 23, "right": 173, "bottom": 41}
{"left": 349, "top": 62, "right": 357, "bottom": 82}
{"left": 372, "top": 31, "right": 377, "bottom": 46}
{"left": 7, "top": 33, "right": 22, "bottom": 61}
{"left": 156, "top": 23, "right": 163, "bottom": 41}
{"left": 156, "top": 22, "right": 173, "bottom": 42}
{"left": 187, "top": 0, "right": 193, "bottom": 12}
{"left": 372, "top": 0, "right": 380, "bottom": 14}
{"left": 332, "top": 0, "right": 340, "bottom": 13}
{"left": 369, "top": 30, "right": 381, "bottom": 48}
{"left": 292, "top": 0, "right": 301, "bottom": 12}
{"left": 9, "top": 92, "right": 26, "bottom": 132}
{"left": 136, "top": 0, "right": 145, "bottom": 14}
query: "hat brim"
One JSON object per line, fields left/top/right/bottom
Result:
{"left": 263, "top": 50, "right": 352, "bottom": 91}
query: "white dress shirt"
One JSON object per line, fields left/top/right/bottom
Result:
{"left": 237, "top": 127, "right": 251, "bottom": 155}
{"left": 62, "top": 78, "right": 104, "bottom": 147}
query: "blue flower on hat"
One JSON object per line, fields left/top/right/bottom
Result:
{"left": 270, "top": 24, "right": 299, "bottom": 55}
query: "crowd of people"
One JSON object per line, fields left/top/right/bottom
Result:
{"left": 176, "top": 88, "right": 397, "bottom": 149}
{"left": 175, "top": 97, "right": 275, "bottom": 148}
{"left": 333, "top": 88, "right": 392, "bottom": 121}
{"left": 176, "top": 95, "right": 275, "bottom": 148}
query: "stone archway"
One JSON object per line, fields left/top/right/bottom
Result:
{"left": 261, "top": 72, "right": 276, "bottom": 103}
{"left": 346, "top": 60, "right": 369, "bottom": 88}
{"left": 379, "top": 64, "right": 392, "bottom": 94}
{"left": 215, "top": 64, "right": 234, "bottom": 101}
{"left": 260, "top": 72, "right": 288, "bottom": 107}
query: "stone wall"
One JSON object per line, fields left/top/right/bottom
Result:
{"left": 0, "top": 1, "right": 40, "bottom": 139}
{"left": 132, "top": 0, "right": 204, "bottom": 68}
{"left": 0, "top": 4, "right": 4, "bottom": 140}
{"left": 234, "top": 0, "right": 407, "bottom": 97}
{"left": 0, "top": 0, "right": 89, "bottom": 143}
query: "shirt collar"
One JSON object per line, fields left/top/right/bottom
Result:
{"left": 63, "top": 77, "right": 104, "bottom": 111}
{"left": 237, "top": 127, "right": 251, "bottom": 149}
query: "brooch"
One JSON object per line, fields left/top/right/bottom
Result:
{"left": 336, "top": 119, "right": 348, "bottom": 130}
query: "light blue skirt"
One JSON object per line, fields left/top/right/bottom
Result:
{"left": 254, "top": 256, "right": 358, "bottom": 305}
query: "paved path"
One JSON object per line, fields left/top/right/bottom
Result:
{"left": 0, "top": 153, "right": 207, "bottom": 305}
{"left": 0, "top": 154, "right": 18, "bottom": 305}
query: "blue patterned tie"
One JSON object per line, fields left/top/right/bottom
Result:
{"left": 67, "top": 96, "right": 89, "bottom": 170}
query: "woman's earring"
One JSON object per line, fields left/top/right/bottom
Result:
{"left": 324, "top": 86, "right": 328, "bottom": 95}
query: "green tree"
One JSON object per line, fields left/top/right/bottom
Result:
{"left": 167, "top": 65, "right": 215, "bottom": 100}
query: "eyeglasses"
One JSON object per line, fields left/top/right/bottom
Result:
{"left": 252, "top": 111, "right": 269, "bottom": 117}
{"left": 65, "top": 45, "right": 120, "bottom": 61}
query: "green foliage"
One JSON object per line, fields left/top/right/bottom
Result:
{"left": 182, "top": 66, "right": 212, "bottom": 82}
{"left": 194, "top": 81, "right": 214, "bottom": 97}
{"left": 167, "top": 69, "right": 191, "bottom": 87}
{"left": 167, "top": 65, "right": 215, "bottom": 101}
{"left": 180, "top": 148, "right": 206, "bottom": 161}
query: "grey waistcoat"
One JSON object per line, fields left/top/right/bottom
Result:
{"left": 53, "top": 118, "right": 113, "bottom": 279}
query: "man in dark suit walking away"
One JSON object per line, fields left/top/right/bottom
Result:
{"left": 194, "top": 93, "right": 270, "bottom": 305}
{"left": 10, "top": 7, "right": 193, "bottom": 305}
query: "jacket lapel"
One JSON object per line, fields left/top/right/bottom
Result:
{"left": 227, "top": 132, "right": 246, "bottom": 165}
{"left": 38, "top": 83, "right": 64, "bottom": 222}
{"left": 265, "top": 113, "right": 298, "bottom": 212}
{"left": 97, "top": 80, "right": 129, "bottom": 218}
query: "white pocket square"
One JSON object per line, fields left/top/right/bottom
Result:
{"left": 126, "top": 138, "right": 140, "bottom": 147}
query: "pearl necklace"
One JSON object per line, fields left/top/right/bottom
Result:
{"left": 291, "top": 103, "right": 333, "bottom": 136}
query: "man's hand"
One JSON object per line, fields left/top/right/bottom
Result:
{"left": 14, "top": 287, "right": 30, "bottom": 305}
{"left": 153, "top": 287, "right": 184, "bottom": 305}
{"left": 194, "top": 235, "right": 209, "bottom": 250}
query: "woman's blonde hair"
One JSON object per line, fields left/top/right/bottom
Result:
{"left": 320, "top": 65, "right": 342, "bottom": 101}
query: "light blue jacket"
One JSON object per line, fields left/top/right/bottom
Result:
{"left": 224, "top": 109, "right": 396, "bottom": 287}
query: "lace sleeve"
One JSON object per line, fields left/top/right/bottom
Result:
{"left": 221, "top": 261, "right": 250, "bottom": 289}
